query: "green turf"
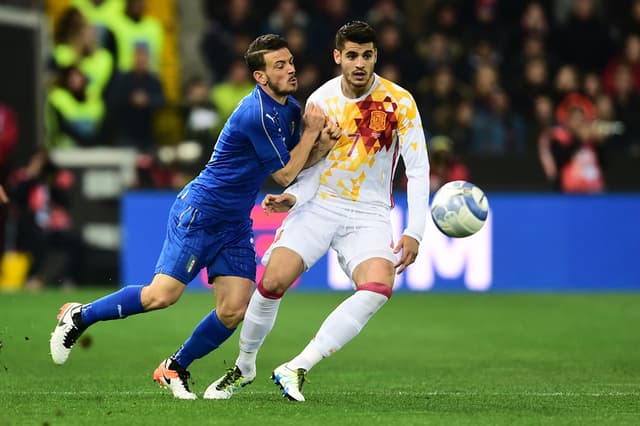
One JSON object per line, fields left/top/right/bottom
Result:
{"left": 0, "top": 290, "right": 639, "bottom": 425}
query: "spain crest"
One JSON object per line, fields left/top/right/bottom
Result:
{"left": 369, "top": 110, "right": 386, "bottom": 132}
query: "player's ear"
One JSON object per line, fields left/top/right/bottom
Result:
{"left": 253, "top": 70, "right": 267, "bottom": 86}
{"left": 333, "top": 49, "right": 341, "bottom": 65}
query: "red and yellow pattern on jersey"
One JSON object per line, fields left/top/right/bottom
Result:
{"left": 307, "top": 74, "right": 427, "bottom": 205}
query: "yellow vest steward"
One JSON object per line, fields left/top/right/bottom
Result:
{"left": 53, "top": 45, "right": 114, "bottom": 98}
{"left": 72, "top": 0, "right": 125, "bottom": 27}
{"left": 110, "top": 14, "right": 163, "bottom": 73}
{"left": 47, "top": 88, "right": 105, "bottom": 148}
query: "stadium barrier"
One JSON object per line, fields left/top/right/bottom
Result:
{"left": 122, "top": 192, "right": 640, "bottom": 292}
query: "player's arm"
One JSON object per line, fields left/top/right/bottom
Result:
{"left": 304, "top": 122, "right": 340, "bottom": 168}
{"left": 271, "top": 103, "right": 325, "bottom": 186}
{"left": 394, "top": 95, "right": 430, "bottom": 274}
{"left": 262, "top": 161, "right": 322, "bottom": 214}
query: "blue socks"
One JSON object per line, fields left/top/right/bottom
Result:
{"left": 174, "top": 310, "right": 235, "bottom": 369}
{"left": 81, "top": 285, "right": 145, "bottom": 327}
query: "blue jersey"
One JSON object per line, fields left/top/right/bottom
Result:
{"left": 181, "top": 85, "right": 301, "bottom": 221}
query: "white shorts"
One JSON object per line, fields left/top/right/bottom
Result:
{"left": 263, "top": 198, "right": 397, "bottom": 279}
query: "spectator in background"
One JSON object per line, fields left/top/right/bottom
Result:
{"left": 51, "top": 7, "right": 115, "bottom": 101}
{"left": 311, "top": 0, "right": 355, "bottom": 52}
{"left": 603, "top": 33, "right": 640, "bottom": 96}
{"left": 200, "top": 0, "right": 259, "bottom": 81}
{"left": 418, "top": 65, "right": 465, "bottom": 136}
{"left": 284, "top": 25, "right": 316, "bottom": 76}
{"left": 449, "top": 98, "right": 474, "bottom": 152}
{"left": 583, "top": 70, "right": 603, "bottom": 100}
{"left": 472, "top": 88, "right": 526, "bottom": 155}
{"left": 618, "top": 0, "right": 640, "bottom": 40}
{"left": 71, "top": 0, "right": 124, "bottom": 49}
{"left": 428, "top": 135, "right": 470, "bottom": 193}
{"left": 512, "top": 56, "right": 551, "bottom": 117}
{"left": 181, "top": 76, "right": 220, "bottom": 146}
{"left": 110, "top": 44, "right": 165, "bottom": 151}
{"left": 468, "top": 0, "right": 503, "bottom": 51}
{"left": 210, "top": 58, "right": 254, "bottom": 124}
{"left": 9, "top": 151, "right": 83, "bottom": 290}
{"left": 505, "top": 34, "right": 558, "bottom": 88}
{"left": 429, "top": 0, "right": 463, "bottom": 41}
{"left": 264, "top": 0, "right": 309, "bottom": 36}
{"left": 378, "top": 63, "right": 402, "bottom": 85}
{"left": 555, "top": 0, "right": 612, "bottom": 72}
{"left": 552, "top": 64, "right": 580, "bottom": 103}
{"left": 527, "top": 93, "right": 555, "bottom": 152}
{"left": 538, "top": 93, "right": 608, "bottom": 193}
{"left": 609, "top": 63, "right": 640, "bottom": 155}
{"left": 46, "top": 65, "right": 105, "bottom": 149}
{"left": 180, "top": 76, "right": 220, "bottom": 163}
{"left": 376, "top": 21, "right": 419, "bottom": 91}
{"left": 467, "top": 37, "right": 502, "bottom": 82}
{"left": 367, "top": 0, "right": 406, "bottom": 29}
{"left": 416, "top": 31, "right": 462, "bottom": 77}
{"left": 109, "top": 0, "right": 163, "bottom": 74}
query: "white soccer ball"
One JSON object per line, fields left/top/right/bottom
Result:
{"left": 430, "top": 180, "right": 489, "bottom": 238}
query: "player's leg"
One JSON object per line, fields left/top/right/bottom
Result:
{"left": 159, "top": 224, "right": 257, "bottom": 399}
{"left": 204, "top": 247, "right": 305, "bottom": 400}
{"left": 50, "top": 273, "right": 186, "bottom": 366}
{"left": 156, "top": 275, "right": 253, "bottom": 400}
{"left": 50, "top": 198, "right": 198, "bottom": 366}
{"left": 274, "top": 258, "right": 394, "bottom": 401}
{"left": 206, "top": 205, "right": 334, "bottom": 399}
{"left": 275, "top": 215, "right": 396, "bottom": 401}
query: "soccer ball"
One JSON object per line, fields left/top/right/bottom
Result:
{"left": 430, "top": 180, "right": 489, "bottom": 238}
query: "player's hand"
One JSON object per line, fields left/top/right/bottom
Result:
{"left": 393, "top": 235, "right": 419, "bottom": 274}
{"left": 303, "top": 103, "right": 325, "bottom": 133}
{"left": 262, "top": 193, "right": 297, "bottom": 215}
{"left": 316, "top": 121, "right": 340, "bottom": 154}
{"left": 324, "top": 121, "right": 341, "bottom": 140}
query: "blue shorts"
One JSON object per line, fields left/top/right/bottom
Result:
{"left": 154, "top": 197, "right": 256, "bottom": 285}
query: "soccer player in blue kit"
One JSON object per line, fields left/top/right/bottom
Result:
{"left": 49, "top": 34, "right": 337, "bottom": 399}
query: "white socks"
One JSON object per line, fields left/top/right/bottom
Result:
{"left": 288, "top": 289, "right": 389, "bottom": 371}
{"left": 235, "top": 290, "right": 281, "bottom": 375}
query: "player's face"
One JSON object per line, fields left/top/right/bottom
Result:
{"left": 334, "top": 41, "right": 377, "bottom": 93}
{"left": 261, "top": 48, "right": 298, "bottom": 98}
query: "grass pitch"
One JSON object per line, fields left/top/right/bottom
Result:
{"left": 0, "top": 290, "right": 639, "bottom": 425}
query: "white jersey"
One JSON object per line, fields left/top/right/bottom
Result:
{"left": 288, "top": 74, "right": 430, "bottom": 242}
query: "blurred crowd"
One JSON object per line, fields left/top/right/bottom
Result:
{"left": 214, "top": 0, "right": 640, "bottom": 194}
{"left": 35, "top": 0, "right": 640, "bottom": 195}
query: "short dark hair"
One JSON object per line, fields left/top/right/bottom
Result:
{"left": 244, "top": 34, "right": 289, "bottom": 73}
{"left": 335, "top": 21, "right": 377, "bottom": 51}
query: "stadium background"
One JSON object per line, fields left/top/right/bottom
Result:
{"left": 0, "top": 2, "right": 639, "bottom": 425}
{"left": 1, "top": 0, "right": 639, "bottom": 290}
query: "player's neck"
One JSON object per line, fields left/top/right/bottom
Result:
{"left": 341, "top": 75, "right": 375, "bottom": 99}
{"left": 260, "top": 85, "right": 288, "bottom": 105}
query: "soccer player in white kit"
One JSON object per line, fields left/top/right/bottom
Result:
{"left": 205, "top": 21, "right": 430, "bottom": 401}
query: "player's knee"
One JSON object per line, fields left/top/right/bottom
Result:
{"left": 259, "top": 274, "right": 288, "bottom": 296}
{"left": 216, "top": 305, "right": 245, "bottom": 328}
{"left": 142, "top": 288, "right": 180, "bottom": 310}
